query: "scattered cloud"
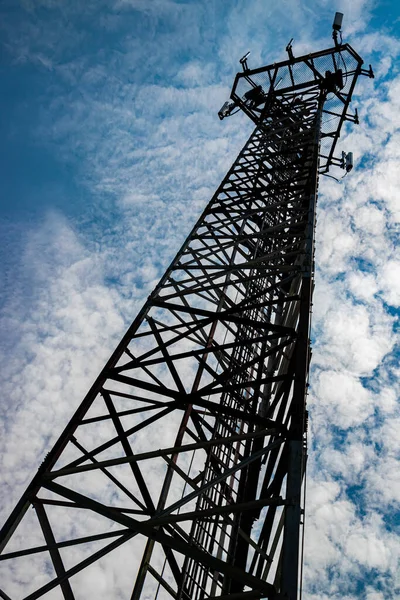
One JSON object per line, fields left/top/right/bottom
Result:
{"left": 0, "top": 0, "right": 399, "bottom": 598}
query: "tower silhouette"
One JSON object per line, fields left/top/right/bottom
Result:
{"left": 0, "top": 16, "right": 372, "bottom": 600}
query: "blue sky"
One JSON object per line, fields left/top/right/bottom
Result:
{"left": 1, "top": 1, "right": 400, "bottom": 599}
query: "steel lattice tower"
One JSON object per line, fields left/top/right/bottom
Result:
{"left": 0, "top": 17, "right": 372, "bottom": 600}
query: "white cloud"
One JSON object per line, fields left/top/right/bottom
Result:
{"left": 312, "top": 370, "right": 374, "bottom": 428}
{"left": 380, "top": 260, "right": 400, "bottom": 307}
{"left": 347, "top": 271, "right": 378, "bottom": 302}
{"left": 0, "top": 212, "right": 127, "bottom": 519}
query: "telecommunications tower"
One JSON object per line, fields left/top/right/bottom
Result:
{"left": 0, "top": 14, "right": 373, "bottom": 600}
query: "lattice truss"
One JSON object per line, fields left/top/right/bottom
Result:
{"left": 0, "top": 92, "right": 319, "bottom": 600}
{"left": 0, "top": 41, "right": 367, "bottom": 600}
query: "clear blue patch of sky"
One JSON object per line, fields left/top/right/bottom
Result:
{"left": 370, "top": 0, "right": 400, "bottom": 34}
{"left": 1, "top": 63, "right": 81, "bottom": 212}
{"left": 382, "top": 508, "right": 400, "bottom": 531}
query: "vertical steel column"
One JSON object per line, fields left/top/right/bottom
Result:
{"left": 280, "top": 93, "right": 324, "bottom": 600}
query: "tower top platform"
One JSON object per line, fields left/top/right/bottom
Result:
{"left": 224, "top": 43, "right": 372, "bottom": 173}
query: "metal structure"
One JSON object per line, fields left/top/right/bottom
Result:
{"left": 0, "top": 17, "right": 372, "bottom": 600}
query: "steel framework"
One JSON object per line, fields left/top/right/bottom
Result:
{"left": 0, "top": 28, "right": 371, "bottom": 600}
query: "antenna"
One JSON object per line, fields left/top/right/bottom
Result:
{"left": 332, "top": 12, "right": 343, "bottom": 46}
{"left": 239, "top": 51, "right": 251, "bottom": 71}
{"left": 333, "top": 12, "right": 343, "bottom": 31}
{"left": 286, "top": 38, "right": 294, "bottom": 61}
{"left": 344, "top": 151, "right": 354, "bottom": 172}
